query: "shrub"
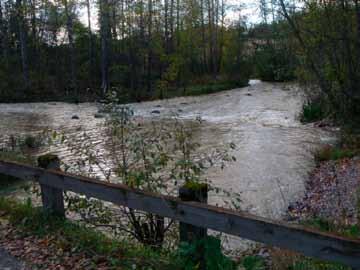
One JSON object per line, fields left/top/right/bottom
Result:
{"left": 301, "top": 100, "right": 327, "bottom": 123}
{"left": 314, "top": 145, "right": 356, "bottom": 162}
{"left": 290, "top": 258, "right": 350, "bottom": 270}
{"left": 241, "top": 256, "right": 266, "bottom": 270}
{"left": 177, "top": 236, "right": 236, "bottom": 270}
{"left": 0, "top": 198, "right": 179, "bottom": 269}
{"left": 254, "top": 44, "right": 296, "bottom": 82}
{"left": 59, "top": 102, "right": 239, "bottom": 249}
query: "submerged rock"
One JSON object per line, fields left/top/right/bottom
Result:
{"left": 71, "top": 115, "right": 79, "bottom": 120}
{"left": 151, "top": 110, "right": 161, "bottom": 114}
{"left": 94, "top": 113, "right": 105, "bottom": 119}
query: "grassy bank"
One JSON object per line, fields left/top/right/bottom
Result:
{"left": 0, "top": 193, "right": 357, "bottom": 269}
{"left": 0, "top": 150, "right": 35, "bottom": 193}
{"left": 158, "top": 81, "right": 248, "bottom": 99}
{"left": 0, "top": 198, "right": 179, "bottom": 269}
{"left": 0, "top": 80, "right": 248, "bottom": 104}
{"left": 0, "top": 197, "right": 241, "bottom": 270}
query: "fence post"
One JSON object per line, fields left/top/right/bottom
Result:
{"left": 179, "top": 181, "right": 208, "bottom": 269}
{"left": 37, "top": 154, "right": 65, "bottom": 217}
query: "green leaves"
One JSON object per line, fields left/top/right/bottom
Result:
{"left": 177, "top": 236, "right": 236, "bottom": 270}
{"left": 241, "top": 256, "right": 266, "bottom": 270}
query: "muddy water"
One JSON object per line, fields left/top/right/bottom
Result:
{"left": 0, "top": 80, "right": 335, "bottom": 251}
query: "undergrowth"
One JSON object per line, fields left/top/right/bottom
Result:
{"left": 0, "top": 150, "right": 34, "bottom": 192}
{"left": 0, "top": 198, "right": 179, "bottom": 269}
{"left": 314, "top": 145, "right": 357, "bottom": 163}
{"left": 301, "top": 100, "right": 327, "bottom": 123}
{"left": 0, "top": 198, "right": 240, "bottom": 269}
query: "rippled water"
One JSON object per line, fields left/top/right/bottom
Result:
{"left": 0, "top": 80, "right": 335, "bottom": 251}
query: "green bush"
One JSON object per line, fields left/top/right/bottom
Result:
{"left": 241, "top": 256, "right": 266, "bottom": 270}
{"left": 314, "top": 145, "right": 356, "bottom": 162}
{"left": 290, "top": 259, "right": 350, "bottom": 270}
{"left": 0, "top": 198, "right": 178, "bottom": 269}
{"left": 303, "top": 217, "right": 360, "bottom": 238}
{"left": 254, "top": 44, "right": 296, "bottom": 82}
{"left": 0, "top": 150, "right": 34, "bottom": 164}
{"left": 301, "top": 100, "right": 327, "bottom": 123}
{"left": 177, "top": 236, "right": 236, "bottom": 270}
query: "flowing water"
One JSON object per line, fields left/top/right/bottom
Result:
{"left": 0, "top": 80, "right": 335, "bottom": 252}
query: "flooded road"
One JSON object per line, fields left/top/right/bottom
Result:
{"left": 0, "top": 80, "right": 335, "bottom": 251}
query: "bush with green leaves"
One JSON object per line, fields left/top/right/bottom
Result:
{"left": 300, "top": 100, "right": 328, "bottom": 123}
{"left": 53, "top": 94, "right": 239, "bottom": 249}
{"left": 290, "top": 259, "right": 350, "bottom": 270}
{"left": 241, "top": 256, "right": 266, "bottom": 270}
{"left": 254, "top": 43, "right": 296, "bottom": 82}
{"left": 177, "top": 236, "right": 236, "bottom": 270}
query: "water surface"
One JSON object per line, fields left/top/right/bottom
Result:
{"left": 0, "top": 80, "right": 335, "bottom": 251}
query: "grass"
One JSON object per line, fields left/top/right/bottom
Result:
{"left": 0, "top": 149, "right": 35, "bottom": 164}
{"left": 301, "top": 100, "right": 327, "bottom": 123}
{"left": 0, "top": 150, "right": 35, "bottom": 192}
{"left": 266, "top": 216, "right": 360, "bottom": 270}
{"left": 0, "top": 197, "right": 179, "bottom": 269}
{"left": 290, "top": 259, "right": 350, "bottom": 270}
{"left": 0, "top": 196, "right": 240, "bottom": 269}
{"left": 303, "top": 217, "right": 360, "bottom": 239}
{"left": 241, "top": 256, "right": 266, "bottom": 270}
{"left": 314, "top": 145, "right": 357, "bottom": 162}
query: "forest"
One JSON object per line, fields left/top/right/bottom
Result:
{"left": 1, "top": 0, "right": 360, "bottom": 268}
{"left": 1, "top": 0, "right": 359, "bottom": 126}
{"left": 0, "top": 0, "right": 252, "bottom": 102}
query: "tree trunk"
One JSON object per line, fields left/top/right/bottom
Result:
{"left": 100, "top": 0, "right": 111, "bottom": 95}
{"left": 16, "top": 0, "right": 30, "bottom": 90}
{"left": 146, "top": 0, "right": 153, "bottom": 94}
{"left": 86, "top": 0, "right": 94, "bottom": 88}
{"left": 200, "top": 0, "right": 207, "bottom": 73}
{"left": 354, "top": 0, "right": 360, "bottom": 67}
{"left": 164, "top": 0, "right": 169, "bottom": 53}
{"left": 169, "top": 0, "right": 174, "bottom": 52}
{"left": 111, "top": 0, "right": 117, "bottom": 40}
{"left": 207, "top": 0, "right": 215, "bottom": 77}
{"left": 176, "top": 0, "right": 180, "bottom": 47}
{"left": 279, "top": 0, "right": 329, "bottom": 96}
{"left": 64, "top": 0, "right": 76, "bottom": 92}
{"left": 0, "top": 0, "right": 4, "bottom": 60}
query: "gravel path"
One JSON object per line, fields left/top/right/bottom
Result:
{"left": 0, "top": 248, "right": 27, "bottom": 270}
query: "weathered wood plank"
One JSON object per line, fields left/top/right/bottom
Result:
{"left": 38, "top": 155, "right": 65, "bottom": 217}
{"left": 1, "top": 160, "right": 360, "bottom": 268}
{"left": 179, "top": 183, "right": 208, "bottom": 243}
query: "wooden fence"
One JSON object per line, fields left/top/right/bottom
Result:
{"left": 1, "top": 159, "right": 360, "bottom": 268}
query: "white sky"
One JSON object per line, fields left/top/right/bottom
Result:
{"left": 79, "top": 0, "right": 261, "bottom": 31}
{"left": 226, "top": 0, "right": 261, "bottom": 25}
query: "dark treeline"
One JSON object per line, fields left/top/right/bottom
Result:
{"left": 250, "top": 0, "right": 360, "bottom": 125}
{"left": 0, "top": 0, "right": 251, "bottom": 102}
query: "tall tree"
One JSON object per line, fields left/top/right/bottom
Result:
{"left": 63, "top": 0, "right": 76, "bottom": 92}
{"left": 16, "top": 0, "right": 30, "bottom": 90}
{"left": 86, "top": 0, "right": 94, "bottom": 87}
{"left": 146, "top": 0, "right": 153, "bottom": 94}
{"left": 100, "top": 0, "right": 111, "bottom": 94}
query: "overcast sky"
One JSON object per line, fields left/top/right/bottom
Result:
{"left": 226, "top": 0, "right": 261, "bottom": 24}
{"left": 79, "top": 0, "right": 261, "bottom": 30}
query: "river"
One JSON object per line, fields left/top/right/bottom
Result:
{"left": 0, "top": 80, "right": 335, "bottom": 252}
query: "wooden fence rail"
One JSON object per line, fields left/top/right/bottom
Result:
{"left": 1, "top": 159, "right": 360, "bottom": 268}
